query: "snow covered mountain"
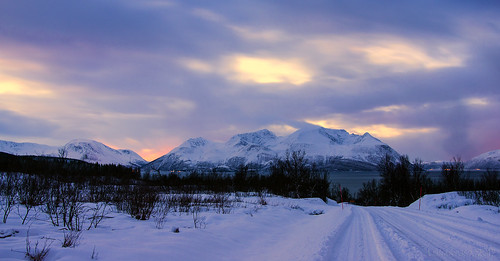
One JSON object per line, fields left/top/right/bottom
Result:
{"left": 0, "top": 139, "right": 147, "bottom": 167}
{"left": 144, "top": 126, "right": 400, "bottom": 172}
{"left": 465, "top": 149, "right": 500, "bottom": 170}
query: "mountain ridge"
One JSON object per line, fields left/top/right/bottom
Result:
{"left": 143, "top": 126, "right": 401, "bottom": 172}
{"left": 0, "top": 139, "right": 147, "bottom": 167}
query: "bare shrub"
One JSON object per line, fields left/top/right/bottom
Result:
{"left": 41, "top": 181, "right": 85, "bottom": 230}
{"left": 25, "top": 232, "right": 53, "bottom": 261}
{"left": 125, "top": 185, "right": 159, "bottom": 220}
{"left": 258, "top": 191, "right": 267, "bottom": 206}
{"left": 191, "top": 205, "right": 206, "bottom": 229}
{"left": 60, "top": 183, "right": 85, "bottom": 231}
{"left": 42, "top": 181, "right": 62, "bottom": 227}
{"left": 18, "top": 174, "right": 45, "bottom": 224}
{"left": 87, "top": 202, "right": 110, "bottom": 230}
{"left": 62, "top": 230, "right": 82, "bottom": 248}
{"left": 1, "top": 172, "right": 19, "bottom": 223}
{"left": 210, "top": 193, "right": 232, "bottom": 214}
{"left": 91, "top": 245, "right": 99, "bottom": 259}
{"left": 153, "top": 194, "right": 171, "bottom": 229}
{"left": 168, "top": 193, "right": 194, "bottom": 213}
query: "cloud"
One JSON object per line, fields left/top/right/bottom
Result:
{"left": 179, "top": 58, "right": 213, "bottom": 74}
{"left": 355, "top": 41, "right": 464, "bottom": 70}
{"left": 0, "top": 110, "right": 58, "bottom": 137}
{"left": 222, "top": 55, "right": 312, "bottom": 85}
{"left": 229, "top": 26, "right": 288, "bottom": 43}
{"left": 304, "top": 117, "right": 437, "bottom": 139}
{"left": 0, "top": 0, "right": 498, "bottom": 163}
{"left": 264, "top": 124, "right": 298, "bottom": 136}
{"left": 463, "top": 97, "right": 489, "bottom": 107}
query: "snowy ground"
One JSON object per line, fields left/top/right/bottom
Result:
{"left": 1, "top": 192, "right": 499, "bottom": 260}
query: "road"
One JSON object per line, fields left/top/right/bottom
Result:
{"left": 320, "top": 205, "right": 500, "bottom": 260}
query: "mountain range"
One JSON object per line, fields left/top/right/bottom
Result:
{"left": 465, "top": 150, "right": 500, "bottom": 170}
{"left": 0, "top": 139, "right": 147, "bottom": 167}
{"left": 142, "top": 126, "right": 401, "bottom": 172}
{"left": 1, "top": 126, "right": 499, "bottom": 171}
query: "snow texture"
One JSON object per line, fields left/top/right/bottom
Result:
{"left": 465, "top": 149, "right": 500, "bottom": 170}
{"left": 145, "top": 126, "right": 400, "bottom": 172}
{"left": 1, "top": 193, "right": 499, "bottom": 260}
{"left": 0, "top": 139, "right": 147, "bottom": 167}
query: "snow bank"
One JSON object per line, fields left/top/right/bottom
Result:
{"left": 408, "top": 192, "right": 475, "bottom": 210}
{"left": 0, "top": 195, "right": 344, "bottom": 261}
{"left": 408, "top": 192, "right": 500, "bottom": 225}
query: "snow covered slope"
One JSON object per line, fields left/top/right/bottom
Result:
{"left": 0, "top": 139, "right": 147, "bottom": 167}
{"left": 62, "top": 139, "right": 147, "bottom": 167}
{"left": 145, "top": 126, "right": 400, "bottom": 172}
{"left": 465, "top": 149, "right": 500, "bottom": 170}
{"left": 0, "top": 140, "right": 58, "bottom": 157}
{"left": 2, "top": 193, "right": 498, "bottom": 260}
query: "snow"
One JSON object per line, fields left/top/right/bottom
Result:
{"left": 466, "top": 149, "right": 500, "bottom": 170}
{"left": 147, "top": 125, "right": 400, "bottom": 171}
{"left": 1, "top": 192, "right": 499, "bottom": 260}
{"left": 0, "top": 139, "right": 147, "bottom": 167}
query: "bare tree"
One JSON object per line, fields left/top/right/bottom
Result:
{"left": 441, "top": 157, "right": 464, "bottom": 191}
{"left": 1, "top": 172, "right": 18, "bottom": 223}
{"left": 58, "top": 147, "right": 68, "bottom": 159}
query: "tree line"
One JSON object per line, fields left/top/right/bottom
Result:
{"left": 356, "top": 154, "right": 500, "bottom": 207}
{"left": 1, "top": 151, "right": 498, "bottom": 211}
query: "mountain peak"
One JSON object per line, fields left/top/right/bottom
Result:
{"left": 0, "top": 139, "right": 147, "bottom": 167}
{"left": 227, "top": 129, "right": 278, "bottom": 147}
{"left": 182, "top": 137, "right": 209, "bottom": 148}
{"left": 465, "top": 149, "right": 500, "bottom": 170}
{"left": 144, "top": 125, "right": 401, "bottom": 172}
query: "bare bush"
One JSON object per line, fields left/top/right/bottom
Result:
{"left": 62, "top": 230, "right": 82, "bottom": 248}
{"left": 25, "top": 232, "right": 53, "bottom": 261}
{"left": 191, "top": 205, "right": 206, "bottom": 229}
{"left": 87, "top": 202, "right": 110, "bottom": 230}
{"left": 18, "top": 174, "right": 45, "bottom": 224}
{"left": 258, "top": 191, "right": 267, "bottom": 206}
{"left": 91, "top": 245, "right": 99, "bottom": 259}
{"left": 42, "top": 181, "right": 85, "bottom": 230}
{"left": 60, "top": 183, "right": 85, "bottom": 231}
{"left": 1, "top": 172, "right": 19, "bottom": 223}
{"left": 210, "top": 193, "right": 232, "bottom": 214}
{"left": 153, "top": 194, "right": 171, "bottom": 229}
{"left": 168, "top": 193, "right": 194, "bottom": 213}
{"left": 125, "top": 185, "right": 159, "bottom": 220}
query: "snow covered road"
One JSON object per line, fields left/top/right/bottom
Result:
{"left": 1, "top": 193, "right": 499, "bottom": 260}
{"left": 320, "top": 205, "right": 500, "bottom": 260}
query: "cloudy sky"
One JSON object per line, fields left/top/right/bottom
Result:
{"left": 0, "top": 1, "right": 499, "bottom": 162}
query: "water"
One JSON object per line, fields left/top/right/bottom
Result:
{"left": 328, "top": 171, "right": 381, "bottom": 194}
{"left": 157, "top": 169, "right": 488, "bottom": 196}
{"left": 328, "top": 171, "right": 487, "bottom": 195}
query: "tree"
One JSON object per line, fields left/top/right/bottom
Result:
{"left": 233, "top": 165, "right": 248, "bottom": 192}
{"left": 1, "top": 172, "right": 18, "bottom": 223}
{"left": 378, "top": 154, "right": 413, "bottom": 206}
{"left": 58, "top": 147, "right": 68, "bottom": 158}
{"left": 268, "top": 150, "right": 330, "bottom": 201}
{"left": 357, "top": 179, "right": 379, "bottom": 206}
{"left": 441, "top": 157, "right": 464, "bottom": 191}
{"left": 410, "top": 158, "right": 432, "bottom": 201}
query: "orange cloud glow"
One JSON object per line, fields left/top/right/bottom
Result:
{"left": 225, "top": 55, "right": 312, "bottom": 85}
{"left": 305, "top": 119, "right": 437, "bottom": 138}
{"left": 355, "top": 41, "right": 463, "bottom": 70}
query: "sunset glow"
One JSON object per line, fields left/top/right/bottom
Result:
{"left": 0, "top": 1, "right": 498, "bottom": 162}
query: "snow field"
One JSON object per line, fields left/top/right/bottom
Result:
{"left": 1, "top": 192, "right": 499, "bottom": 260}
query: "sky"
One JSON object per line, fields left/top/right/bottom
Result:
{"left": 0, "top": 0, "right": 499, "bottom": 162}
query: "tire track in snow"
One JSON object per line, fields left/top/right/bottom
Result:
{"left": 368, "top": 208, "right": 499, "bottom": 260}
{"left": 395, "top": 208, "right": 500, "bottom": 252}
{"left": 321, "top": 206, "right": 396, "bottom": 260}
